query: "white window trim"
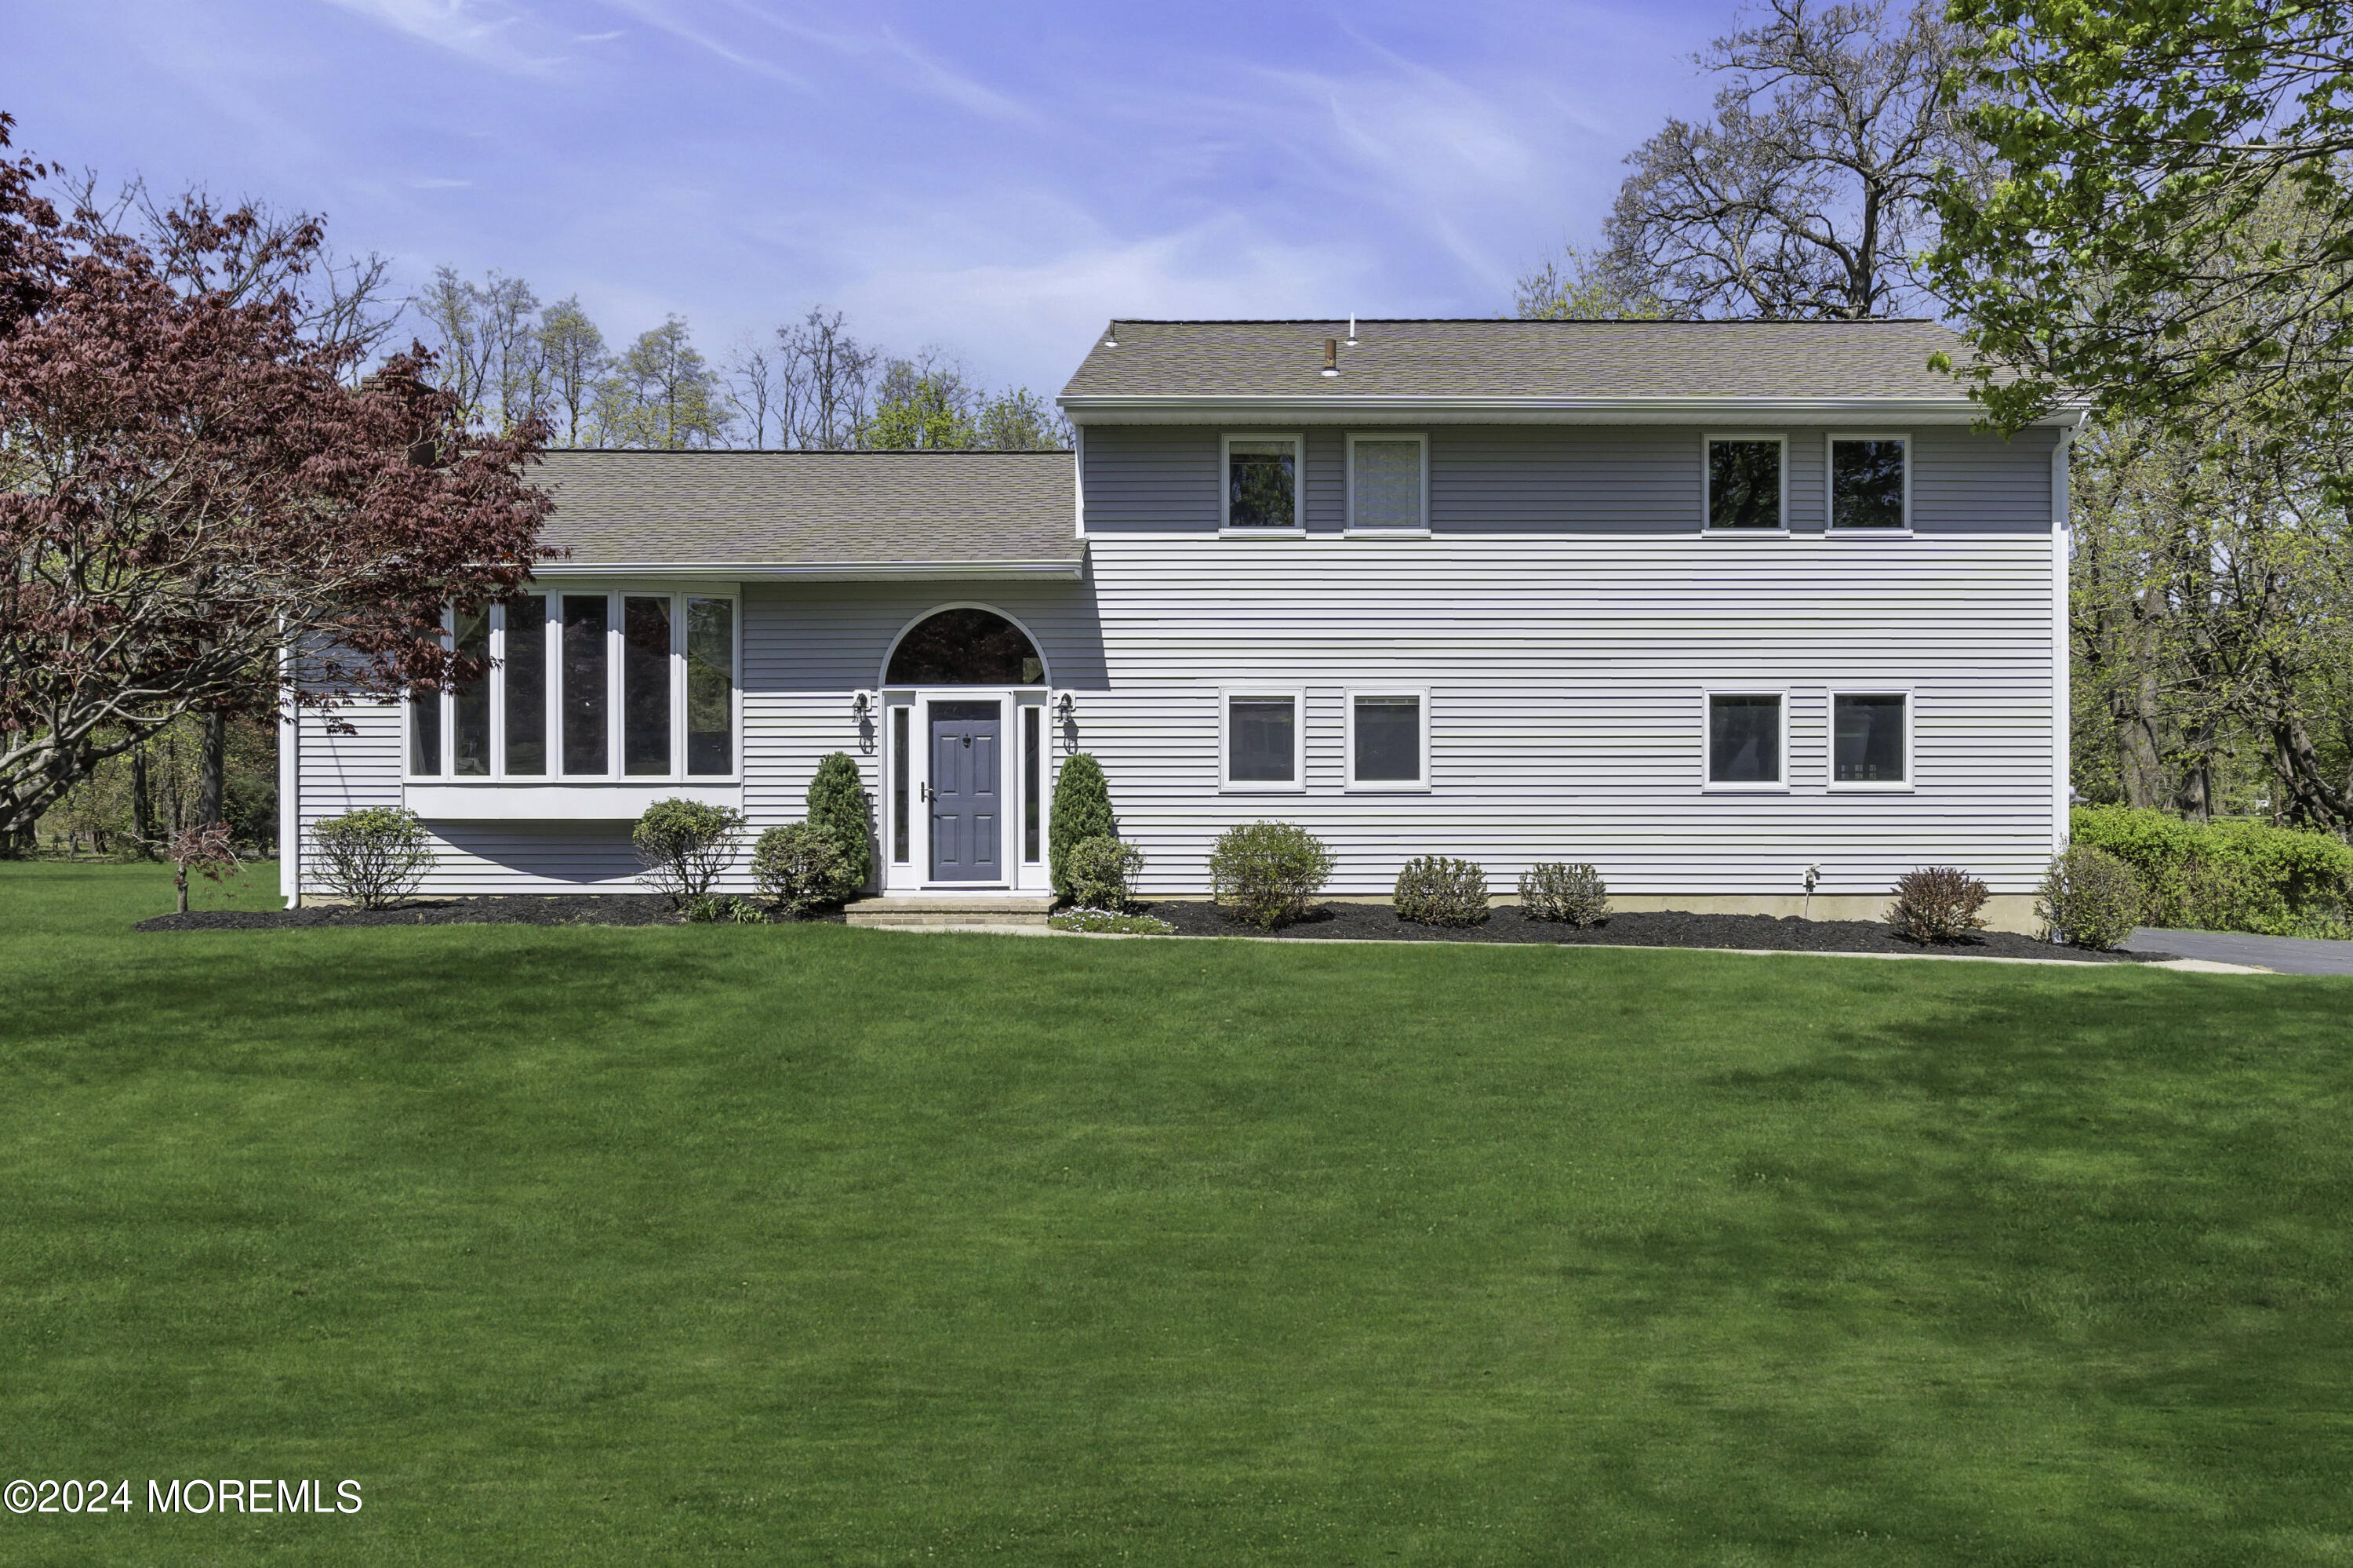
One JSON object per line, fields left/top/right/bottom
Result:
{"left": 1220, "top": 687, "right": 1307, "bottom": 792}
{"left": 402, "top": 584, "right": 743, "bottom": 785}
{"left": 1344, "top": 431, "right": 1431, "bottom": 537}
{"left": 1826, "top": 686, "right": 1916, "bottom": 792}
{"left": 1344, "top": 686, "right": 1431, "bottom": 791}
{"left": 1700, "top": 687, "right": 1791, "bottom": 792}
{"left": 1825, "top": 431, "right": 1913, "bottom": 536}
{"left": 1219, "top": 431, "right": 1306, "bottom": 536}
{"left": 1701, "top": 432, "right": 1790, "bottom": 536}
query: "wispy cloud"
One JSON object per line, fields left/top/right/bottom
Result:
{"left": 408, "top": 175, "right": 474, "bottom": 188}
{"left": 318, "top": 0, "right": 567, "bottom": 75}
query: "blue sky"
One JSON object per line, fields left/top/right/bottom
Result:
{"left": 7, "top": 0, "right": 1731, "bottom": 397}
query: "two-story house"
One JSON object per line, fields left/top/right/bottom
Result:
{"left": 281, "top": 318, "right": 2078, "bottom": 930}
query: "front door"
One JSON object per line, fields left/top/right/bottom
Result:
{"left": 929, "top": 701, "right": 1002, "bottom": 882}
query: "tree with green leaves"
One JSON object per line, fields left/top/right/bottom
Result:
{"left": 862, "top": 356, "right": 975, "bottom": 449}
{"left": 595, "top": 315, "right": 729, "bottom": 449}
{"left": 1931, "top": 0, "right": 2353, "bottom": 431}
{"left": 1513, "top": 244, "right": 1670, "bottom": 318}
{"left": 537, "top": 296, "right": 608, "bottom": 448}
{"left": 973, "top": 386, "right": 1069, "bottom": 449}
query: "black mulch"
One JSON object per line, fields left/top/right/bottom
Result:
{"left": 136, "top": 895, "right": 845, "bottom": 932}
{"left": 1137, "top": 900, "right": 2163, "bottom": 963}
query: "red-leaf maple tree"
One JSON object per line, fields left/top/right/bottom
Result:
{"left": 0, "top": 112, "right": 556, "bottom": 835}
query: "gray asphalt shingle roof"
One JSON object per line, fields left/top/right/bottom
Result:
{"left": 1059, "top": 318, "right": 1984, "bottom": 402}
{"left": 531, "top": 449, "right": 1079, "bottom": 575}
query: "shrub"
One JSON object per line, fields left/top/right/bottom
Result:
{"left": 2070, "top": 805, "right": 2353, "bottom": 933}
{"left": 1064, "top": 835, "right": 1144, "bottom": 911}
{"left": 2038, "top": 844, "right": 2143, "bottom": 950}
{"left": 308, "top": 806, "right": 434, "bottom": 909}
{"left": 1049, "top": 908, "right": 1176, "bottom": 935}
{"left": 1393, "top": 856, "right": 1489, "bottom": 926}
{"left": 750, "top": 822, "right": 858, "bottom": 916}
{"left": 1209, "top": 821, "right": 1333, "bottom": 930}
{"left": 632, "top": 798, "right": 745, "bottom": 905}
{"left": 1518, "top": 862, "right": 1609, "bottom": 926}
{"left": 806, "top": 752, "right": 873, "bottom": 893}
{"left": 1886, "top": 866, "right": 1991, "bottom": 944}
{"left": 1049, "top": 752, "right": 1116, "bottom": 900}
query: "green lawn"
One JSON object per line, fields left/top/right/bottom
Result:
{"left": 4, "top": 863, "right": 2352, "bottom": 1565}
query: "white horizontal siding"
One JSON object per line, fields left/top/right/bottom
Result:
{"left": 291, "top": 530, "right": 2059, "bottom": 899}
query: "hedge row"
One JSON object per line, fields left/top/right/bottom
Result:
{"left": 2069, "top": 806, "right": 2353, "bottom": 937}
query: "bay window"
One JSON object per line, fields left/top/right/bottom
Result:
{"left": 406, "top": 589, "right": 738, "bottom": 780}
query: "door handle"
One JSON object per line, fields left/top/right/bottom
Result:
{"left": 919, "top": 781, "right": 930, "bottom": 802}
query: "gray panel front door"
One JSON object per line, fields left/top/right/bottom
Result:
{"left": 929, "top": 701, "right": 1001, "bottom": 881}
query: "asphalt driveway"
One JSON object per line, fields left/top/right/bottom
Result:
{"left": 2125, "top": 927, "right": 2353, "bottom": 976}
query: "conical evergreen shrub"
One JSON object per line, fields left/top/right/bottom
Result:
{"left": 806, "top": 751, "right": 873, "bottom": 891}
{"left": 1049, "top": 751, "right": 1115, "bottom": 900}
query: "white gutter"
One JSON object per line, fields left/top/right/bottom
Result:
{"left": 1057, "top": 395, "right": 2091, "bottom": 427}
{"left": 530, "top": 558, "right": 1086, "bottom": 580}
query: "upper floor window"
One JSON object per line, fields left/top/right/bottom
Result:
{"left": 1347, "top": 433, "right": 1427, "bottom": 533}
{"left": 409, "top": 589, "right": 737, "bottom": 780}
{"left": 1223, "top": 433, "right": 1301, "bottom": 532}
{"left": 1706, "top": 436, "right": 1784, "bottom": 530}
{"left": 1830, "top": 436, "right": 1909, "bottom": 530}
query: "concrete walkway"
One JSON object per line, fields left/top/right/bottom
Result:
{"left": 2126, "top": 927, "right": 2353, "bottom": 976}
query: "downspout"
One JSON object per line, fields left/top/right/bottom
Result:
{"left": 278, "top": 637, "right": 300, "bottom": 908}
{"left": 2051, "top": 421, "right": 2078, "bottom": 859}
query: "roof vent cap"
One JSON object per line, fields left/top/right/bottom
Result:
{"left": 1321, "top": 337, "right": 1339, "bottom": 377}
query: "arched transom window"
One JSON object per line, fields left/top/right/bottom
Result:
{"left": 886, "top": 608, "right": 1043, "bottom": 684}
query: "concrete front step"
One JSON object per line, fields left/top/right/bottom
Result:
{"left": 843, "top": 894, "right": 1056, "bottom": 931}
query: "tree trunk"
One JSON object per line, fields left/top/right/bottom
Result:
{"left": 199, "top": 711, "right": 227, "bottom": 830}
{"left": 130, "top": 746, "right": 156, "bottom": 859}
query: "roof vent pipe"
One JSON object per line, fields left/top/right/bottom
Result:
{"left": 1102, "top": 322, "right": 1118, "bottom": 347}
{"left": 1322, "top": 337, "right": 1339, "bottom": 377}
{"left": 1346, "top": 315, "right": 1357, "bottom": 345}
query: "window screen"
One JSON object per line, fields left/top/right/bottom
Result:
{"left": 685, "top": 597, "right": 733, "bottom": 775}
{"left": 504, "top": 597, "right": 547, "bottom": 775}
{"left": 1832, "top": 439, "right": 1907, "bottom": 529}
{"left": 1707, "top": 440, "right": 1782, "bottom": 529}
{"left": 1227, "top": 440, "right": 1297, "bottom": 529}
{"left": 1351, "top": 438, "right": 1423, "bottom": 529}
{"left": 1228, "top": 697, "right": 1297, "bottom": 782}
{"left": 1708, "top": 694, "right": 1782, "bottom": 783}
{"left": 560, "top": 594, "right": 608, "bottom": 775}
{"left": 453, "top": 606, "right": 492, "bottom": 777}
{"left": 1352, "top": 696, "right": 1421, "bottom": 782}
{"left": 1834, "top": 693, "right": 1907, "bottom": 782}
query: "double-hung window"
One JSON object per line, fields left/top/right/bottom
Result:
{"left": 1831, "top": 692, "right": 1910, "bottom": 786}
{"left": 1705, "top": 435, "right": 1785, "bottom": 531}
{"left": 1347, "top": 689, "right": 1427, "bottom": 789}
{"left": 1223, "top": 691, "right": 1303, "bottom": 790}
{"left": 1221, "top": 433, "right": 1302, "bottom": 533}
{"left": 1705, "top": 692, "right": 1785, "bottom": 787}
{"left": 1347, "top": 433, "right": 1427, "bottom": 533}
{"left": 1828, "top": 435, "right": 1909, "bottom": 531}
{"left": 408, "top": 590, "right": 738, "bottom": 780}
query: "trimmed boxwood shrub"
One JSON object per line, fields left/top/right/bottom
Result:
{"left": 308, "top": 806, "right": 434, "bottom": 909}
{"left": 1519, "top": 862, "right": 1609, "bottom": 926}
{"left": 751, "top": 822, "right": 858, "bottom": 916}
{"left": 633, "top": 798, "right": 746, "bottom": 905}
{"left": 2038, "top": 844, "right": 2143, "bottom": 950}
{"left": 806, "top": 752, "right": 873, "bottom": 893}
{"left": 1209, "top": 821, "right": 1333, "bottom": 930}
{"left": 1394, "top": 856, "right": 1489, "bottom": 926}
{"left": 1886, "top": 866, "right": 1991, "bottom": 944}
{"left": 2070, "top": 806, "right": 2353, "bottom": 934}
{"left": 1063, "top": 835, "right": 1144, "bottom": 911}
{"left": 1049, "top": 752, "right": 1116, "bottom": 900}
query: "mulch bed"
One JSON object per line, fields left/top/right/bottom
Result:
{"left": 1137, "top": 900, "right": 2162, "bottom": 963}
{"left": 136, "top": 893, "right": 2159, "bottom": 962}
{"left": 136, "top": 895, "right": 844, "bottom": 932}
